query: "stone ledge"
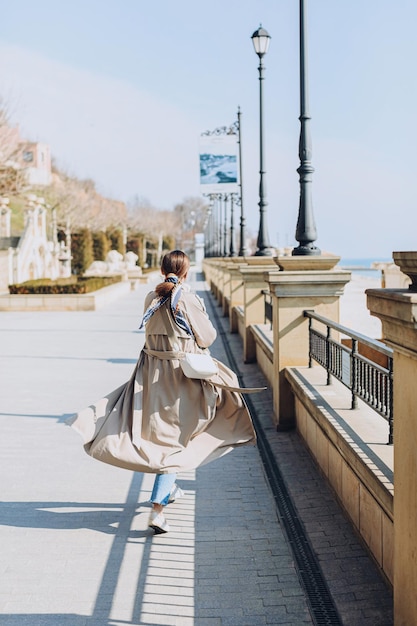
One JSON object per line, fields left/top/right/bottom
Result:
{"left": 251, "top": 323, "right": 273, "bottom": 354}
{"left": 0, "top": 281, "right": 132, "bottom": 311}
{"left": 274, "top": 253, "right": 341, "bottom": 272}
{"left": 285, "top": 365, "right": 394, "bottom": 584}
{"left": 285, "top": 366, "right": 393, "bottom": 502}
{"left": 251, "top": 323, "right": 274, "bottom": 387}
{"left": 367, "top": 287, "right": 417, "bottom": 354}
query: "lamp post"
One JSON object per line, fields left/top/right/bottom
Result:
{"left": 205, "top": 196, "right": 214, "bottom": 257}
{"left": 237, "top": 107, "right": 247, "bottom": 256}
{"left": 223, "top": 194, "right": 228, "bottom": 256}
{"left": 229, "top": 193, "right": 236, "bottom": 256}
{"left": 218, "top": 194, "right": 223, "bottom": 256}
{"left": 252, "top": 25, "right": 274, "bottom": 257}
{"left": 292, "top": 0, "right": 320, "bottom": 256}
{"left": 201, "top": 120, "right": 240, "bottom": 257}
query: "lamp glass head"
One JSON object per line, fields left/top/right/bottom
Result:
{"left": 251, "top": 26, "right": 271, "bottom": 57}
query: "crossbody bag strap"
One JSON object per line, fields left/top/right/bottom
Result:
{"left": 211, "top": 382, "right": 266, "bottom": 394}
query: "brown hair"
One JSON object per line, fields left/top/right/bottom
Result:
{"left": 155, "top": 250, "right": 190, "bottom": 298}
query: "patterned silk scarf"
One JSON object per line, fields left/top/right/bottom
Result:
{"left": 139, "top": 276, "right": 193, "bottom": 336}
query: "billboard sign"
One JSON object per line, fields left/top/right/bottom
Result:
{"left": 199, "top": 134, "right": 239, "bottom": 194}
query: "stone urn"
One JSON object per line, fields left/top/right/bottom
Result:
{"left": 392, "top": 251, "right": 417, "bottom": 292}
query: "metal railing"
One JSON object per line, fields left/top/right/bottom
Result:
{"left": 304, "top": 310, "right": 394, "bottom": 444}
{"left": 262, "top": 289, "right": 272, "bottom": 329}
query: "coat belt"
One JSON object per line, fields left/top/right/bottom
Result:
{"left": 142, "top": 348, "right": 266, "bottom": 394}
{"left": 143, "top": 348, "right": 184, "bottom": 359}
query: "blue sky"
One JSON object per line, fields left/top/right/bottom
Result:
{"left": 0, "top": 0, "right": 416, "bottom": 258}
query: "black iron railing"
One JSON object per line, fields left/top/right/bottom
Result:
{"left": 262, "top": 289, "right": 272, "bottom": 329}
{"left": 304, "top": 310, "right": 394, "bottom": 444}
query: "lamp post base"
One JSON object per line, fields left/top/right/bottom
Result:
{"left": 255, "top": 247, "right": 275, "bottom": 257}
{"left": 292, "top": 244, "right": 321, "bottom": 256}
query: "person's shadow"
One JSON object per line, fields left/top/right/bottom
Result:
{"left": 0, "top": 499, "right": 149, "bottom": 535}
{"left": 0, "top": 473, "right": 197, "bottom": 626}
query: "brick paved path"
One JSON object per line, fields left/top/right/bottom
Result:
{"left": 0, "top": 271, "right": 392, "bottom": 625}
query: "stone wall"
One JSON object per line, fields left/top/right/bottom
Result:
{"left": 285, "top": 365, "right": 394, "bottom": 586}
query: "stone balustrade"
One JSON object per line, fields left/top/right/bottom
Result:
{"left": 366, "top": 255, "right": 417, "bottom": 624}
{"left": 202, "top": 253, "right": 401, "bottom": 589}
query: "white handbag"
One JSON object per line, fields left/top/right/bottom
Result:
{"left": 180, "top": 352, "right": 219, "bottom": 380}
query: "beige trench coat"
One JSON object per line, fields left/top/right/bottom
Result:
{"left": 69, "top": 289, "right": 256, "bottom": 473}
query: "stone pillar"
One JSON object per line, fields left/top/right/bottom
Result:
{"left": 219, "top": 259, "right": 233, "bottom": 316}
{"left": 194, "top": 232, "right": 205, "bottom": 269}
{"left": 202, "top": 258, "right": 215, "bottom": 290}
{"left": 8, "top": 247, "right": 15, "bottom": 285}
{"left": 239, "top": 260, "right": 277, "bottom": 362}
{"left": 218, "top": 257, "right": 248, "bottom": 318}
{"left": 229, "top": 259, "right": 246, "bottom": 332}
{"left": 220, "top": 260, "right": 235, "bottom": 316}
{"left": 367, "top": 252, "right": 417, "bottom": 625}
{"left": 216, "top": 259, "right": 229, "bottom": 307}
{"left": 266, "top": 256, "right": 350, "bottom": 428}
{"left": 0, "top": 197, "right": 11, "bottom": 237}
{"left": 204, "top": 258, "right": 221, "bottom": 299}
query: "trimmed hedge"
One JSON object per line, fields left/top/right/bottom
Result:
{"left": 71, "top": 229, "right": 94, "bottom": 275}
{"left": 92, "top": 231, "right": 110, "bottom": 261}
{"left": 107, "top": 228, "right": 125, "bottom": 255}
{"left": 9, "top": 276, "right": 122, "bottom": 295}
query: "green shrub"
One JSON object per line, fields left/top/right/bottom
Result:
{"left": 71, "top": 229, "right": 94, "bottom": 275}
{"left": 9, "top": 276, "right": 122, "bottom": 295}
{"left": 127, "top": 235, "right": 145, "bottom": 266}
{"left": 92, "top": 231, "right": 110, "bottom": 261}
{"left": 107, "top": 228, "right": 125, "bottom": 255}
{"left": 163, "top": 235, "right": 175, "bottom": 250}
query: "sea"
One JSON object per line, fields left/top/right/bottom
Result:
{"left": 339, "top": 257, "right": 391, "bottom": 279}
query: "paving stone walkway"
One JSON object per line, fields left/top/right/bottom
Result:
{"left": 0, "top": 270, "right": 393, "bottom": 625}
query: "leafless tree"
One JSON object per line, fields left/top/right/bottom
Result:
{"left": 173, "top": 196, "right": 209, "bottom": 252}
{"left": 45, "top": 172, "right": 127, "bottom": 231}
{"left": 0, "top": 98, "right": 28, "bottom": 196}
{"left": 127, "top": 196, "right": 180, "bottom": 258}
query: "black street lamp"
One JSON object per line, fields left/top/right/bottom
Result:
{"left": 223, "top": 194, "right": 228, "bottom": 256}
{"left": 218, "top": 194, "right": 223, "bottom": 256}
{"left": 204, "top": 193, "right": 220, "bottom": 256}
{"left": 229, "top": 193, "right": 236, "bottom": 257}
{"left": 201, "top": 120, "right": 240, "bottom": 256}
{"left": 252, "top": 25, "right": 274, "bottom": 257}
{"left": 203, "top": 204, "right": 209, "bottom": 257}
{"left": 292, "top": 0, "right": 320, "bottom": 256}
{"left": 237, "top": 107, "right": 247, "bottom": 256}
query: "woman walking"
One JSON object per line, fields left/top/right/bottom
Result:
{"left": 70, "top": 250, "right": 256, "bottom": 534}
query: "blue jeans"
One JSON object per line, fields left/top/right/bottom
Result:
{"left": 150, "top": 473, "right": 177, "bottom": 506}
